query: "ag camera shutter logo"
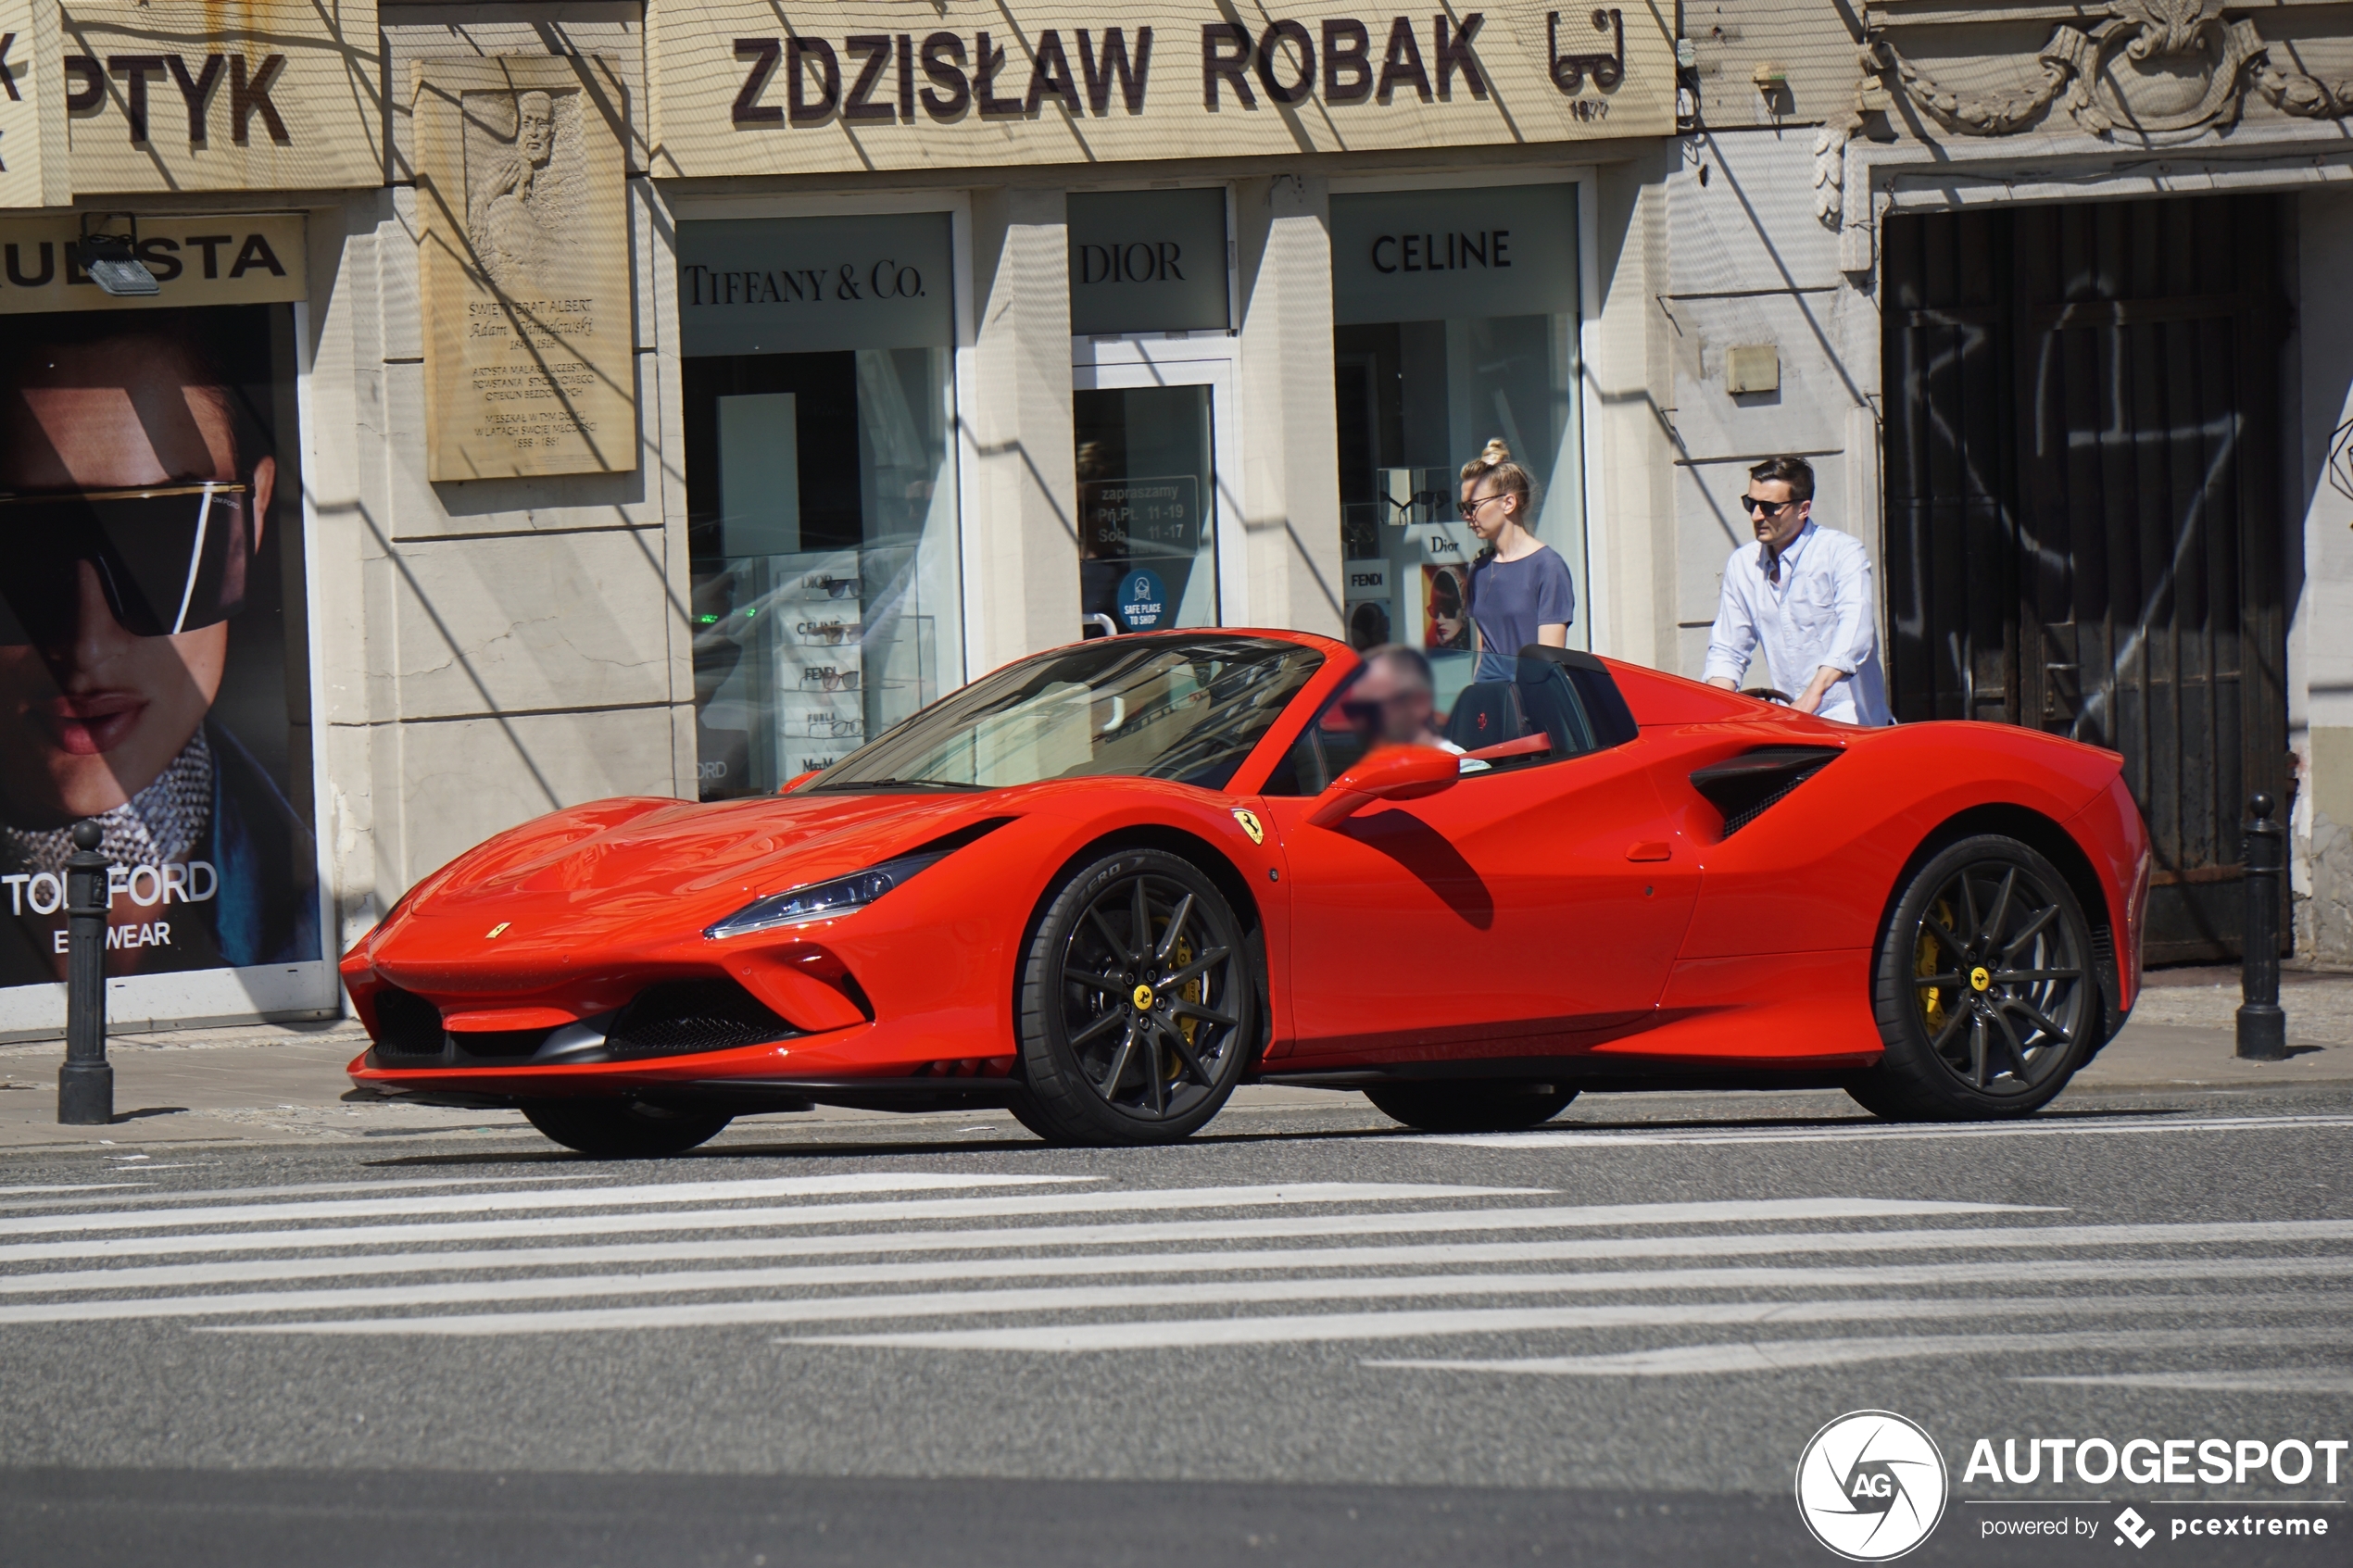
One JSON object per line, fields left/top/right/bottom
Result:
{"left": 1795, "top": 1411, "right": 1949, "bottom": 1561}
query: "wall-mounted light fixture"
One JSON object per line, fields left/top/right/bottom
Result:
{"left": 78, "top": 213, "right": 161, "bottom": 297}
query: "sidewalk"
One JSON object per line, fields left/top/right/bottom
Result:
{"left": 2, "top": 973, "right": 2347, "bottom": 1150}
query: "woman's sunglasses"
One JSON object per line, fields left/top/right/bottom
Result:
{"left": 0, "top": 483, "right": 253, "bottom": 646}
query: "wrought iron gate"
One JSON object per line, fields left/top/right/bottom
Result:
{"left": 1882, "top": 195, "right": 2291, "bottom": 962}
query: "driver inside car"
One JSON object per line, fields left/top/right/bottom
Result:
{"left": 1339, "top": 646, "right": 1486, "bottom": 771}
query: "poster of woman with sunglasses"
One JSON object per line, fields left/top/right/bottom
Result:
{"left": 0, "top": 307, "right": 320, "bottom": 989}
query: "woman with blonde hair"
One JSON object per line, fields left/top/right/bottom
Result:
{"left": 1457, "top": 438, "right": 1575, "bottom": 682}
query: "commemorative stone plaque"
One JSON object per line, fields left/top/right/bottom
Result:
{"left": 413, "top": 56, "right": 636, "bottom": 480}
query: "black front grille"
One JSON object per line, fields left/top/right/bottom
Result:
{"left": 605, "top": 979, "right": 799, "bottom": 1059}
{"left": 371, "top": 986, "right": 445, "bottom": 1056}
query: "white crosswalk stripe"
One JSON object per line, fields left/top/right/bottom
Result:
{"left": 0, "top": 1169, "right": 2340, "bottom": 1387}
{"left": 1412, "top": 1111, "right": 2353, "bottom": 1149}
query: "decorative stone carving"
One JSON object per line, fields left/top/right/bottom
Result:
{"left": 1868, "top": 0, "right": 2352, "bottom": 140}
{"left": 413, "top": 56, "right": 636, "bottom": 482}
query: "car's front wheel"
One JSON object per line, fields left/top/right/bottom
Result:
{"left": 1364, "top": 1083, "right": 1579, "bottom": 1132}
{"left": 1014, "top": 847, "right": 1256, "bottom": 1147}
{"left": 522, "top": 1099, "right": 733, "bottom": 1158}
{"left": 1848, "top": 833, "right": 2100, "bottom": 1122}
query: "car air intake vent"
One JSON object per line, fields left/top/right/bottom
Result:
{"left": 605, "top": 979, "right": 799, "bottom": 1059}
{"left": 371, "top": 985, "right": 445, "bottom": 1056}
{"left": 1689, "top": 746, "right": 1843, "bottom": 837}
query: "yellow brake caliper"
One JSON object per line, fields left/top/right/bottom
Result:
{"left": 1917, "top": 898, "right": 1957, "bottom": 1035}
{"left": 1169, "top": 932, "right": 1199, "bottom": 1078}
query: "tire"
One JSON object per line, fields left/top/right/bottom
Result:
{"left": 522, "top": 1098, "right": 733, "bottom": 1158}
{"left": 1849, "top": 834, "right": 2102, "bottom": 1122}
{"left": 1364, "top": 1082, "right": 1579, "bottom": 1133}
{"left": 1015, "top": 847, "right": 1257, "bottom": 1147}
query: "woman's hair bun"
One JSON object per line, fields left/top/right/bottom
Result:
{"left": 1480, "top": 438, "right": 1512, "bottom": 464}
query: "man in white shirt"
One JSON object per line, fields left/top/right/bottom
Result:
{"left": 1702, "top": 456, "right": 1892, "bottom": 725}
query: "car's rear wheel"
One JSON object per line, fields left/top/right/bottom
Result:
{"left": 1015, "top": 848, "right": 1255, "bottom": 1147}
{"left": 1364, "top": 1083, "right": 1579, "bottom": 1133}
{"left": 1849, "top": 834, "right": 2100, "bottom": 1122}
{"left": 522, "top": 1098, "right": 733, "bottom": 1158}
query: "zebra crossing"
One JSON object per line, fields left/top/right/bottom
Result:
{"left": 0, "top": 1145, "right": 2346, "bottom": 1386}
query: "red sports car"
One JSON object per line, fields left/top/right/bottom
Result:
{"left": 343, "top": 631, "right": 2150, "bottom": 1156}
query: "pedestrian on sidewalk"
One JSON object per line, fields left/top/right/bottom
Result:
{"left": 1458, "top": 439, "right": 1575, "bottom": 683}
{"left": 1702, "top": 455, "right": 1891, "bottom": 725}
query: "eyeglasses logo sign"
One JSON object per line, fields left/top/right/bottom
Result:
{"left": 1794, "top": 1411, "right": 1947, "bottom": 1561}
{"left": 1230, "top": 808, "right": 1265, "bottom": 846}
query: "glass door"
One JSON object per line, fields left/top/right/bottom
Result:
{"left": 1072, "top": 358, "right": 1237, "bottom": 638}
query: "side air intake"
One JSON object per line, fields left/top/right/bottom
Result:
{"left": 1689, "top": 746, "right": 1842, "bottom": 837}
{"left": 603, "top": 978, "right": 799, "bottom": 1059}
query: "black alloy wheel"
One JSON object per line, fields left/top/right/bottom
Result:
{"left": 1364, "top": 1082, "right": 1579, "bottom": 1133}
{"left": 521, "top": 1099, "right": 733, "bottom": 1159}
{"left": 1851, "top": 834, "right": 2099, "bottom": 1121}
{"left": 1014, "top": 848, "right": 1255, "bottom": 1146}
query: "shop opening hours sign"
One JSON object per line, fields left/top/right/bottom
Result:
{"left": 1082, "top": 475, "right": 1201, "bottom": 560}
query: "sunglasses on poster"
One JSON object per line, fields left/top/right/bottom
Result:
{"left": 795, "top": 620, "right": 854, "bottom": 645}
{"left": 802, "top": 575, "right": 858, "bottom": 600}
{"left": 800, "top": 667, "right": 861, "bottom": 693}
{"left": 801, "top": 714, "right": 862, "bottom": 738}
{"left": 0, "top": 483, "right": 253, "bottom": 646}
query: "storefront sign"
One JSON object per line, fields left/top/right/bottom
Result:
{"left": 55, "top": 0, "right": 381, "bottom": 194}
{"left": 1116, "top": 567, "right": 1169, "bottom": 630}
{"left": 414, "top": 56, "right": 636, "bottom": 481}
{"left": 0, "top": 0, "right": 69, "bottom": 207}
{"left": 1068, "top": 187, "right": 1227, "bottom": 336}
{"left": 646, "top": 2, "right": 1670, "bottom": 178}
{"left": 1330, "top": 182, "right": 1578, "bottom": 324}
{"left": 677, "top": 211, "right": 954, "bottom": 357}
{"left": 0, "top": 212, "right": 305, "bottom": 312}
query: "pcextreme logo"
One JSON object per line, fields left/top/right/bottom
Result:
{"left": 1796, "top": 1411, "right": 1951, "bottom": 1562}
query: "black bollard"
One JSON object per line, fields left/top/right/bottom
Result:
{"left": 57, "top": 821, "right": 114, "bottom": 1125}
{"left": 2235, "top": 791, "right": 2287, "bottom": 1062}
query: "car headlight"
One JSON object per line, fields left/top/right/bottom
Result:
{"left": 703, "top": 852, "right": 948, "bottom": 940}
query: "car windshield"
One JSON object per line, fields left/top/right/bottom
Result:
{"left": 809, "top": 635, "right": 1325, "bottom": 794}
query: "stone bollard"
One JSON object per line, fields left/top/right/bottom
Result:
{"left": 2235, "top": 792, "right": 2287, "bottom": 1062}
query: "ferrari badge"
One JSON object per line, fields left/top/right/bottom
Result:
{"left": 1132, "top": 984, "right": 1155, "bottom": 1011}
{"left": 1231, "top": 808, "right": 1265, "bottom": 846}
{"left": 1969, "top": 965, "right": 1990, "bottom": 992}
{"left": 485, "top": 922, "right": 510, "bottom": 940}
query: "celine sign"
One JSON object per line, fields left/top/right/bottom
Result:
{"left": 647, "top": 1, "right": 1670, "bottom": 178}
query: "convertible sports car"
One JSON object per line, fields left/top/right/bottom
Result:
{"left": 344, "top": 630, "right": 2150, "bottom": 1156}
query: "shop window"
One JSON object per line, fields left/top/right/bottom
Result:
{"left": 678, "top": 214, "right": 963, "bottom": 799}
{"left": 1329, "top": 183, "right": 1587, "bottom": 716}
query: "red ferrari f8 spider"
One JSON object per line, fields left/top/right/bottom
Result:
{"left": 344, "top": 631, "right": 2150, "bottom": 1156}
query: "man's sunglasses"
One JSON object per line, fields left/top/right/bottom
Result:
{"left": 0, "top": 483, "right": 253, "bottom": 646}
{"left": 1740, "top": 495, "right": 1799, "bottom": 516}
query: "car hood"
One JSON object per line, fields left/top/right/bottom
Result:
{"left": 394, "top": 790, "right": 1006, "bottom": 935}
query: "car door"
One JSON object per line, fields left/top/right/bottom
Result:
{"left": 1255, "top": 655, "right": 1700, "bottom": 1064}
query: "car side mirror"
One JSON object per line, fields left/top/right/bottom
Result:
{"left": 1305, "top": 745, "right": 1460, "bottom": 829}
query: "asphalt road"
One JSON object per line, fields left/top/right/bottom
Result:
{"left": 1, "top": 1082, "right": 2348, "bottom": 1567}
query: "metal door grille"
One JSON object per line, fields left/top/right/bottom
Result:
{"left": 1883, "top": 195, "right": 2289, "bottom": 962}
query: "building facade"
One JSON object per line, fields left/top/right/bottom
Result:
{"left": 0, "top": 0, "right": 2347, "bottom": 1037}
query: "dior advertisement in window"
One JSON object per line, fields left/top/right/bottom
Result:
{"left": 0, "top": 305, "right": 320, "bottom": 992}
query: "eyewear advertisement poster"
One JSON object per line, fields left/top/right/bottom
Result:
{"left": 0, "top": 288, "right": 324, "bottom": 1035}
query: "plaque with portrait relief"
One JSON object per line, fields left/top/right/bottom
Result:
{"left": 413, "top": 56, "right": 636, "bottom": 480}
